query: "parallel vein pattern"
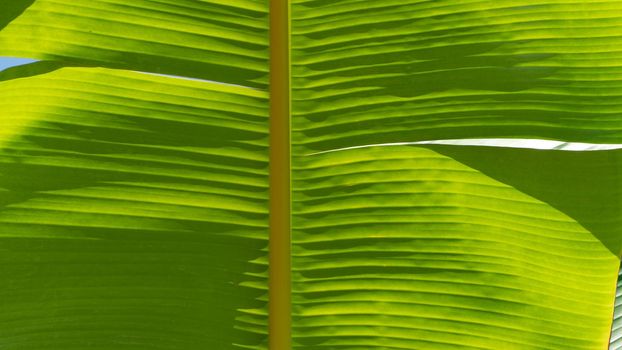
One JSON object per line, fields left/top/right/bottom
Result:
{"left": 0, "top": 0, "right": 269, "bottom": 87}
{"left": 291, "top": 0, "right": 622, "bottom": 153}
{"left": 0, "top": 67, "right": 269, "bottom": 349}
{"left": 610, "top": 265, "right": 622, "bottom": 350}
{"left": 291, "top": 146, "right": 619, "bottom": 350}
{"left": 291, "top": 3, "right": 622, "bottom": 346}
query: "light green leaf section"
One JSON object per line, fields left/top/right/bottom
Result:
{"left": 0, "top": 0, "right": 269, "bottom": 86}
{"left": 291, "top": 0, "right": 622, "bottom": 152}
{"left": 0, "top": 67, "right": 269, "bottom": 349}
{"left": 291, "top": 145, "right": 620, "bottom": 349}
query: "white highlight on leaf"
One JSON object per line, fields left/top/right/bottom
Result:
{"left": 136, "top": 71, "right": 262, "bottom": 91}
{"left": 309, "top": 139, "right": 622, "bottom": 155}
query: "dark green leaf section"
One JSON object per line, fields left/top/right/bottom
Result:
{"left": 291, "top": 145, "right": 620, "bottom": 349}
{"left": 0, "top": 0, "right": 269, "bottom": 87}
{"left": 291, "top": 0, "right": 622, "bottom": 152}
{"left": 611, "top": 264, "right": 622, "bottom": 350}
{"left": 0, "top": 60, "right": 110, "bottom": 82}
{"left": 0, "top": 0, "right": 34, "bottom": 31}
{"left": 0, "top": 67, "right": 269, "bottom": 349}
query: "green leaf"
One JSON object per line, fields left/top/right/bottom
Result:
{"left": 290, "top": 1, "right": 622, "bottom": 348}
{"left": 0, "top": 0, "right": 272, "bottom": 347}
{"left": 291, "top": 0, "right": 622, "bottom": 153}
{"left": 0, "top": 66, "right": 269, "bottom": 349}
{"left": 2, "top": 0, "right": 622, "bottom": 349}
{"left": 291, "top": 145, "right": 620, "bottom": 349}
{"left": 0, "top": 0, "right": 269, "bottom": 86}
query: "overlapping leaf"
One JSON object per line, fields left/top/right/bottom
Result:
{"left": 0, "top": 66, "right": 270, "bottom": 349}
{"left": 0, "top": 0, "right": 269, "bottom": 87}
{"left": 0, "top": 0, "right": 270, "bottom": 347}
{"left": 291, "top": 0, "right": 622, "bottom": 153}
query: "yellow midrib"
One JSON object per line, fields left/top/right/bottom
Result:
{"left": 269, "top": 0, "right": 292, "bottom": 349}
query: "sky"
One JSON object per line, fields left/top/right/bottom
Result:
{"left": 0, "top": 57, "right": 36, "bottom": 71}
